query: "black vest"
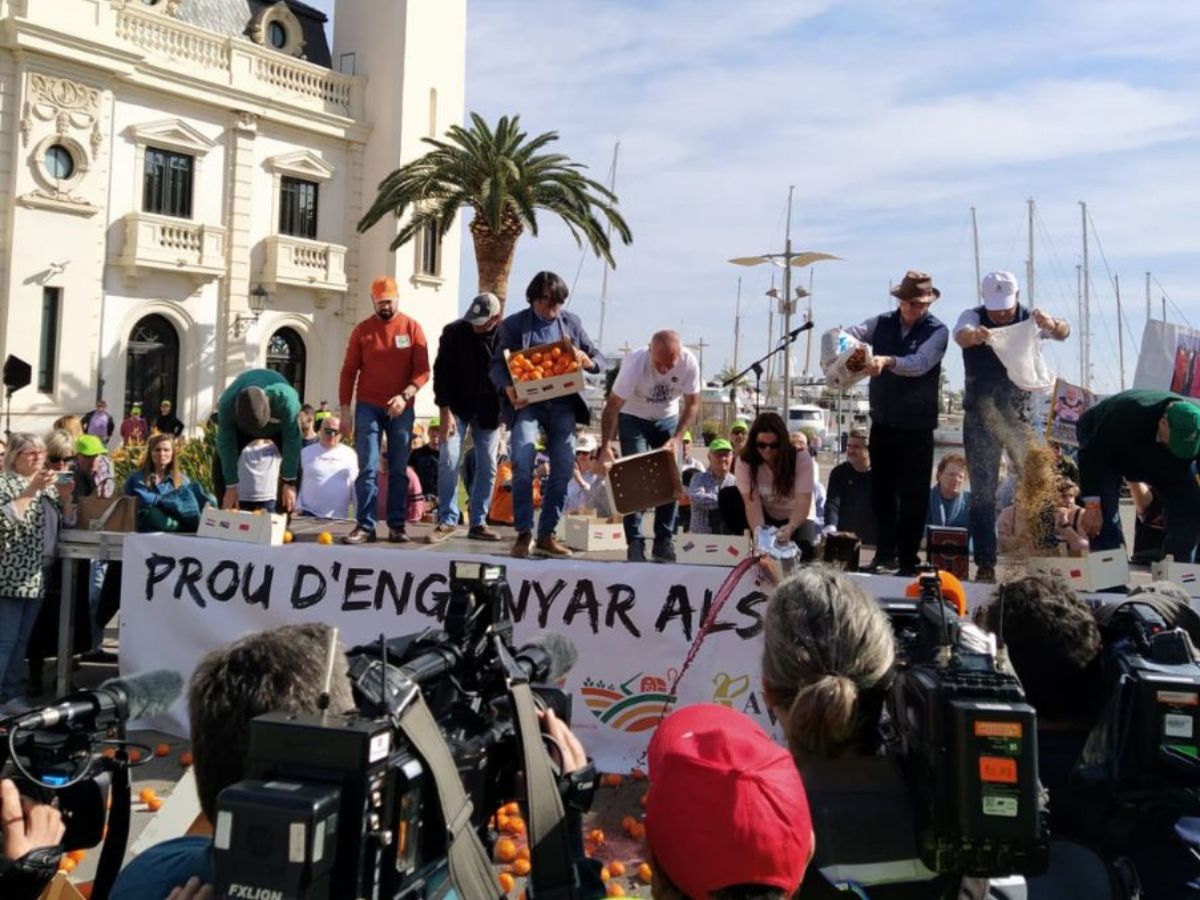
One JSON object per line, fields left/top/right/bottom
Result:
{"left": 962, "top": 304, "right": 1030, "bottom": 410}
{"left": 868, "top": 310, "right": 944, "bottom": 431}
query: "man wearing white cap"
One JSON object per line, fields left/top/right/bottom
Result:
{"left": 427, "top": 292, "right": 504, "bottom": 543}
{"left": 955, "top": 271, "right": 1070, "bottom": 582}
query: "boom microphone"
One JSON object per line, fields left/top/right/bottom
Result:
{"left": 516, "top": 632, "right": 579, "bottom": 683}
{"left": 14, "top": 669, "right": 184, "bottom": 730}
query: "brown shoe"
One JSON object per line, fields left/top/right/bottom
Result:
{"left": 512, "top": 531, "right": 533, "bottom": 559}
{"left": 425, "top": 524, "right": 458, "bottom": 544}
{"left": 534, "top": 535, "right": 573, "bottom": 558}
{"left": 468, "top": 524, "right": 503, "bottom": 542}
{"left": 388, "top": 527, "right": 411, "bottom": 544}
{"left": 342, "top": 526, "right": 377, "bottom": 545}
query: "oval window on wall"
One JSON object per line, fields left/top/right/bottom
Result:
{"left": 45, "top": 144, "right": 75, "bottom": 180}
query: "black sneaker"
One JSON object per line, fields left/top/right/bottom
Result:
{"left": 342, "top": 526, "right": 377, "bottom": 545}
{"left": 866, "top": 557, "right": 896, "bottom": 574}
{"left": 388, "top": 527, "right": 412, "bottom": 544}
{"left": 974, "top": 564, "right": 997, "bottom": 584}
{"left": 651, "top": 538, "right": 676, "bottom": 564}
{"left": 627, "top": 541, "right": 646, "bottom": 562}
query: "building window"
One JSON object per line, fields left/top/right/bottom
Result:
{"left": 418, "top": 221, "right": 441, "bottom": 276}
{"left": 279, "top": 177, "right": 318, "bottom": 239}
{"left": 45, "top": 145, "right": 74, "bottom": 181}
{"left": 125, "top": 314, "right": 179, "bottom": 417}
{"left": 143, "top": 147, "right": 193, "bottom": 218}
{"left": 38, "top": 288, "right": 60, "bottom": 393}
{"left": 268, "top": 21, "right": 289, "bottom": 48}
{"left": 266, "top": 327, "right": 307, "bottom": 399}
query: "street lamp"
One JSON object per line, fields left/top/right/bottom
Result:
{"left": 232, "top": 284, "right": 270, "bottom": 338}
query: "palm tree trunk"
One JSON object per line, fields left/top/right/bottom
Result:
{"left": 470, "top": 209, "right": 523, "bottom": 312}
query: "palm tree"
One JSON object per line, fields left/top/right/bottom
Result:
{"left": 358, "top": 113, "right": 632, "bottom": 309}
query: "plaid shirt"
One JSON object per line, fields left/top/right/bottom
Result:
{"left": 687, "top": 469, "right": 736, "bottom": 534}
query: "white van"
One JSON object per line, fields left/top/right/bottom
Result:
{"left": 785, "top": 405, "right": 828, "bottom": 442}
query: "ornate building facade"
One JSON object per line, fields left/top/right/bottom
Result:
{"left": 0, "top": 0, "right": 465, "bottom": 434}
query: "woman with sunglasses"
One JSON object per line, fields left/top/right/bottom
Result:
{"left": 0, "top": 433, "right": 75, "bottom": 713}
{"left": 717, "top": 411, "right": 817, "bottom": 559}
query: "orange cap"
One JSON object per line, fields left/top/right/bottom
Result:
{"left": 904, "top": 570, "right": 968, "bottom": 618}
{"left": 370, "top": 276, "right": 398, "bottom": 301}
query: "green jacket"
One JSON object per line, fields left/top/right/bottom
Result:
{"left": 216, "top": 369, "right": 301, "bottom": 486}
{"left": 1076, "top": 388, "right": 1198, "bottom": 484}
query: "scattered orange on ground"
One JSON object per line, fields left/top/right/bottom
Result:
{"left": 588, "top": 829, "right": 605, "bottom": 844}
{"left": 58, "top": 858, "right": 77, "bottom": 873}
{"left": 495, "top": 838, "right": 519, "bottom": 863}
{"left": 147, "top": 797, "right": 164, "bottom": 812}
{"left": 599, "top": 867, "right": 611, "bottom": 883}
{"left": 317, "top": 531, "right": 333, "bottom": 545}
{"left": 609, "top": 861, "right": 626, "bottom": 877}
{"left": 101, "top": 748, "right": 116, "bottom": 760}
{"left": 137, "top": 788, "right": 157, "bottom": 804}
{"left": 513, "top": 858, "right": 531, "bottom": 876}
{"left": 638, "top": 863, "right": 653, "bottom": 883}
{"left": 498, "top": 872, "right": 516, "bottom": 893}
{"left": 155, "top": 743, "right": 170, "bottom": 757}
{"left": 179, "top": 751, "right": 193, "bottom": 767}
{"left": 630, "top": 822, "right": 646, "bottom": 840}
{"left": 67, "top": 849, "right": 87, "bottom": 863}
{"left": 630, "top": 767, "right": 647, "bottom": 781}
{"left": 621, "top": 815, "right": 636, "bottom": 832}
{"left": 503, "top": 801, "right": 520, "bottom": 816}
{"left": 283, "top": 530, "right": 294, "bottom": 544}
{"left": 606, "top": 884, "right": 625, "bottom": 897}
{"left": 601, "top": 773, "right": 624, "bottom": 787}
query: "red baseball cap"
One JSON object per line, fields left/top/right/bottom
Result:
{"left": 646, "top": 704, "right": 813, "bottom": 898}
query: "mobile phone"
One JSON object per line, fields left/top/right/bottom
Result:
{"left": 57, "top": 472, "right": 75, "bottom": 485}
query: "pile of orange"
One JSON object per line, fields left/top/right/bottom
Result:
{"left": 509, "top": 346, "right": 580, "bottom": 383}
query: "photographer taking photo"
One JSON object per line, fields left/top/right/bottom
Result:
{"left": 0, "top": 777, "right": 65, "bottom": 900}
{"left": 761, "top": 567, "right": 989, "bottom": 899}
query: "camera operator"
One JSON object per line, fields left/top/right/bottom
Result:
{"left": 761, "top": 567, "right": 988, "bottom": 899}
{"left": 111, "top": 624, "right": 357, "bottom": 899}
{"left": 0, "top": 777, "right": 65, "bottom": 900}
{"left": 979, "top": 575, "right": 1200, "bottom": 899}
{"left": 643, "top": 704, "right": 814, "bottom": 899}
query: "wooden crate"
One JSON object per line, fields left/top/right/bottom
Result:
{"left": 563, "top": 515, "right": 627, "bottom": 552}
{"left": 673, "top": 534, "right": 751, "bottom": 566}
{"left": 197, "top": 508, "right": 288, "bottom": 545}
{"left": 1027, "top": 550, "right": 1130, "bottom": 592}
{"left": 505, "top": 338, "right": 584, "bottom": 403}
{"left": 605, "top": 447, "right": 682, "bottom": 516}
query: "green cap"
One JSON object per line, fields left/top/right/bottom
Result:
{"left": 731, "top": 419, "right": 749, "bottom": 433}
{"left": 130, "top": 405, "right": 142, "bottom": 415}
{"left": 429, "top": 417, "right": 441, "bottom": 429}
{"left": 708, "top": 438, "right": 733, "bottom": 453}
{"left": 1166, "top": 401, "right": 1200, "bottom": 459}
{"left": 682, "top": 431, "right": 693, "bottom": 442}
{"left": 76, "top": 435, "right": 107, "bottom": 457}
{"left": 313, "top": 410, "right": 331, "bottom": 423}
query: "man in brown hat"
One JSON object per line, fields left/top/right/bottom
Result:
{"left": 845, "top": 270, "right": 949, "bottom": 575}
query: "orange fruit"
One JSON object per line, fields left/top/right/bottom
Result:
{"left": 609, "top": 861, "right": 626, "bottom": 877}
{"left": 621, "top": 815, "right": 636, "bottom": 833}
{"left": 551, "top": 347, "right": 562, "bottom": 360}
{"left": 504, "top": 817, "right": 526, "bottom": 836}
{"left": 503, "top": 801, "right": 520, "bottom": 815}
{"left": 496, "top": 813, "right": 509, "bottom": 831}
{"left": 498, "top": 872, "right": 516, "bottom": 893}
{"left": 631, "top": 768, "right": 647, "bottom": 781}
{"left": 128, "top": 748, "right": 142, "bottom": 763}
{"left": 638, "top": 863, "right": 653, "bottom": 883}
{"left": 601, "top": 773, "right": 623, "bottom": 787}
{"left": 495, "top": 837, "right": 519, "bottom": 863}
{"left": 283, "top": 530, "right": 294, "bottom": 544}
{"left": 179, "top": 751, "right": 194, "bottom": 767}
{"left": 67, "top": 849, "right": 87, "bottom": 863}
{"left": 588, "top": 829, "right": 605, "bottom": 844}
{"left": 102, "top": 748, "right": 116, "bottom": 760}
{"left": 155, "top": 743, "right": 170, "bottom": 757}
{"left": 630, "top": 822, "right": 646, "bottom": 840}
{"left": 607, "top": 884, "right": 625, "bottom": 897}
{"left": 252, "top": 508, "right": 264, "bottom": 516}
{"left": 138, "top": 788, "right": 157, "bottom": 804}
{"left": 58, "top": 857, "right": 77, "bottom": 873}
{"left": 148, "top": 797, "right": 164, "bottom": 812}
{"left": 317, "top": 531, "right": 333, "bottom": 545}
{"left": 530, "top": 352, "right": 544, "bottom": 365}
{"left": 513, "top": 858, "right": 531, "bottom": 876}
{"left": 517, "top": 846, "right": 531, "bottom": 862}
{"left": 600, "top": 867, "right": 610, "bottom": 883}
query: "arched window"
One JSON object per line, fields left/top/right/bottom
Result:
{"left": 266, "top": 327, "right": 306, "bottom": 400}
{"left": 125, "top": 314, "right": 179, "bottom": 416}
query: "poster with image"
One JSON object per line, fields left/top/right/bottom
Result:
{"left": 1045, "top": 378, "right": 1095, "bottom": 446}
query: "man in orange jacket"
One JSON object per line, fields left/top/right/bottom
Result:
{"left": 338, "top": 276, "right": 430, "bottom": 544}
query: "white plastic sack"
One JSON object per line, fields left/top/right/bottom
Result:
{"left": 986, "top": 317, "right": 1055, "bottom": 391}
{"left": 820, "top": 328, "right": 873, "bottom": 391}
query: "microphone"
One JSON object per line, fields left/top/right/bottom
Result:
{"left": 782, "top": 321, "right": 815, "bottom": 342}
{"left": 515, "top": 632, "right": 579, "bottom": 683}
{"left": 14, "top": 669, "right": 183, "bottom": 730}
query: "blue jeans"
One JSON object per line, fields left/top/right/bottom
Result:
{"left": 354, "top": 402, "right": 415, "bottom": 530}
{"left": 437, "top": 414, "right": 499, "bottom": 528}
{"left": 511, "top": 399, "right": 577, "bottom": 537}
{"left": 0, "top": 596, "right": 42, "bottom": 702}
{"left": 963, "top": 402, "right": 1030, "bottom": 567}
{"left": 618, "top": 412, "right": 678, "bottom": 545}
{"left": 89, "top": 560, "right": 106, "bottom": 650}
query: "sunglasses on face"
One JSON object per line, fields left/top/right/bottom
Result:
{"left": 322, "top": 428, "right": 339, "bottom": 437}
{"left": 756, "top": 440, "right": 780, "bottom": 450}
{"left": 900, "top": 298, "right": 933, "bottom": 308}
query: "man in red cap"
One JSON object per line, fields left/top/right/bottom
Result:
{"left": 645, "top": 704, "right": 814, "bottom": 899}
{"left": 339, "top": 275, "right": 430, "bottom": 544}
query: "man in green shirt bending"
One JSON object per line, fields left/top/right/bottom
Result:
{"left": 1077, "top": 388, "right": 1200, "bottom": 562}
{"left": 215, "top": 369, "right": 302, "bottom": 513}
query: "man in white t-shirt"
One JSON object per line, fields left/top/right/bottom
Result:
{"left": 297, "top": 416, "right": 359, "bottom": 518}
{"left": 237, "top": 439, "right": 282, "bottom": 512}
{"left": 600, "top": 330, "right": 701, "bottom": 562}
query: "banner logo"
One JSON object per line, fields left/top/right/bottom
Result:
{"left": 581, "top": 670, "right": 678, "bottom": 733}
{"left": 711, "top": 672, "right": 751, "bottom": 707}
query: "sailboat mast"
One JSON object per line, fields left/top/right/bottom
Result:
{"left": 971, "top": 207, "right": 982, "bottom": 300}
{"left": 1026, "top": 199, "right": 1035, "bottom": 306}
{"left": 1146, "top": 271, "right": 1152, "bottom": 322}
{"left": 1076, "top": 264, "right": 1084, "bottom": 386}
{"left": 782, "top": 185, "right": 795, "bottom": 410}
{"left": 1080, "top": 201, "right": 1091, "bottom": 391}
{"left": 733, "top": 276, "right": 742, "bottom": 373}
{"left": 597, "top": 141, "right": 620, "bottom": 349}
{"left": 1115, "top": 273, "right": 1125, "bottom": 390}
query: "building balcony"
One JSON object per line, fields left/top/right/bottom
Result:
{"left": 114, "top": 212, "right": 226, "bottom": 284}
{"left": 261, "top": 235, "right": 347, "bottom": 304}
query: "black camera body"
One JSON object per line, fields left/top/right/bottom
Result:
{"left": 212, "top": 561, "right": 577, "bottom": 900}
{"left": 882, "top": 572, "right": 1049, "bottom": 877}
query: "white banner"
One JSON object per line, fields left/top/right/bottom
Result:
{"left": 1134, "top": 319, "right": 1200, "bottom": 397}
{"left": 120, "top": 534, "right": 994, "bottom": 770}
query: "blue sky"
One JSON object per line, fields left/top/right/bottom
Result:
{"left": 312, "top": 0, "right": 1200, "bottom": 392}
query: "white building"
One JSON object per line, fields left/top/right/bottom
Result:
{"left": 0, "top": 0, "right": 465, "bottom": 436}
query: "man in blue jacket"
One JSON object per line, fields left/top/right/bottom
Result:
{"left": 490, "top": 271, "right": 605, "bottom": 559}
